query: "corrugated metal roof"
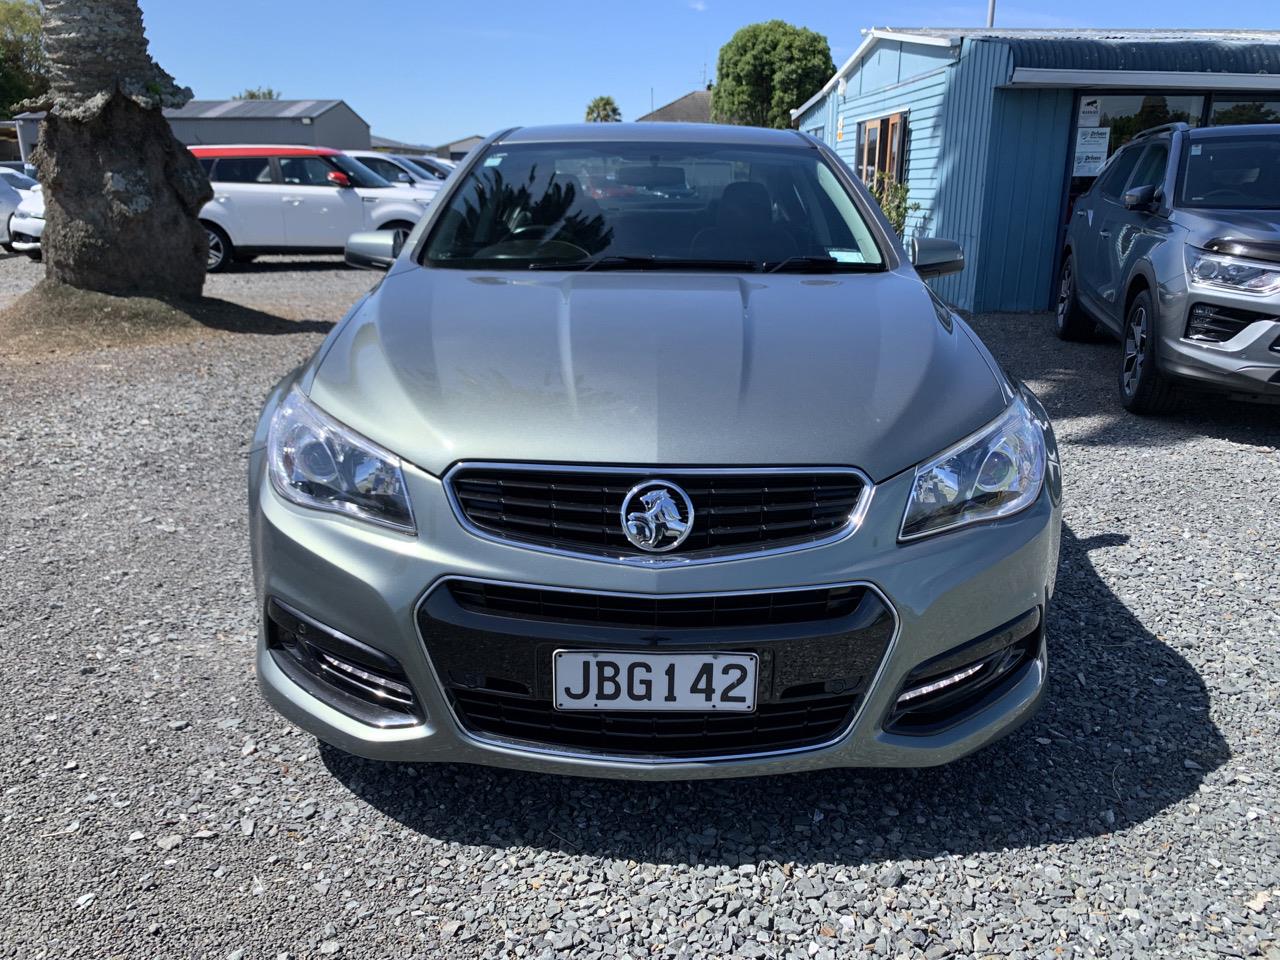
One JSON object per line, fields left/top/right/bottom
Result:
{"left": 999, "top": 38, "right": 1280, "bottom": 74}
{"left": 162, "top": 99, "right": 345, "bottom": 120}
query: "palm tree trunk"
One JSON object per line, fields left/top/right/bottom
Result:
{"left": 25, "top": 0, "right": 212, "bottom": 299}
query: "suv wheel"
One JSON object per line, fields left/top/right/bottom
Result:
{"left": 1118, "top": 289, "right": 1178, "bottom": 414}
{"left": 1054, "top": 253, "right": 1093, "bottom": 341}
{"left": 205, "top": 223, "right": 232, "bottom": 273}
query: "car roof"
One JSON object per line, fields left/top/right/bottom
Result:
{"left": 498, "top": 122, "right": 809, "bottom": 147}
{"left": 1188, "top": 124, "right": 1280, "bottom": 140}
{"left": 189, "top": 145, "right": 340, "bottom": 158}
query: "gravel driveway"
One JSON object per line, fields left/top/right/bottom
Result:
{"left": 0, "top": 256, "right": 1277, "bottom": 959}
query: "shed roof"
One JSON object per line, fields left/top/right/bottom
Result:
{"left": 162, "top": 99, "right": 349, "bottom": 120}
{"left": 792, "top": 27, "right": 1280, "bottom": 119}
{"left": 637, "top": 90, "right": 714, "bottom": 123}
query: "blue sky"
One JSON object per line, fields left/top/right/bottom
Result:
{"left": 138, "top": 1, "right": 1279, "bottom": 148}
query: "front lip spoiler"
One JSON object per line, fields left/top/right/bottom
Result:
{"left": 412, "top": 576, "right": 901, "bottom": 767}
{"left": 440, "top": 462, "right": 877, "bottom": 568}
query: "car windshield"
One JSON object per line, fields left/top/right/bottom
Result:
{"left": 330, "top": 155, "right": 393, "bottom": 189}
{"left": 1, "top": 170, "right": 37, "bottom": 190}
{"left": 421, "top": 140, "right": 885, "bottom": 271}
{"left": 1178, "top": 133, "right": 1280, "bottom": 210}
{"left": 401, "top": 157, "right": 447, "bottom": 180}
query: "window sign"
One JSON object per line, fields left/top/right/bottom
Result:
{"left": 1072, "top": 126, "right": 1110, "bottom": 177}
{"left": 1078, "top": 97, "right": 1101, "bottom": 128}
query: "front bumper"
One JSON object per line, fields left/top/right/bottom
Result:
{"left": 249, "top": 404, "right": 1062, "bottom": 780}
{"left": 7, "top": 212, "right": 43, "bottom": 253}
{"left": 1158, "top": 288, "right": 1280, "bottom": 398}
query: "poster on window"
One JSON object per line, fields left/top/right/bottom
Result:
{"left": 1072, "top": 126, "right": 1110, "bottom": 177}
{"left": 1078, "top": 97, "right": 1101, "bottom": 128}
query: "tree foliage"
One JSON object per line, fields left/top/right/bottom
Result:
{"left": 712, "top": 20, "right": 833, "bottom": 129}
{"left": 584, "top": 95, "right": 621, "bottom": 123}
{"left": 0, "top": 0, "right": 46, "bottom": 118}
{"left": 234, "top": 86, "right": 281, "bottom": 100}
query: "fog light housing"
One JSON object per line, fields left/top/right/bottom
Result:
{"left": 266, "top": 599, "right": 421, "bottom": 727}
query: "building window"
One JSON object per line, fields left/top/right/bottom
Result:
{"left": 855, "top": 112, "right": 907, "bottom": 184}
{"left": 1210, "top": 97, "right": 1280, "bottom": 125}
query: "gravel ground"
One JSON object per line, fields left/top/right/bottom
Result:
{"left": 0, "top": 256, "right": 1277, "bottom": 959}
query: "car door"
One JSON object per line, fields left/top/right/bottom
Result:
{"left": 1074, "top": 144, "right": 1143, "bottom": 325}
{"left": 1093, "top": 141, "right": 1170, "bottom": 328}
{"left": 278, "top": 155, "right": 366, "bottom": 248}
{"left": 206, "top": 156, "right": 286, "bottom": 246}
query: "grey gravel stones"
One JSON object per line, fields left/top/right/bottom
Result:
{"left": 0, "top": 260, "right": 1276, "bottom": 958}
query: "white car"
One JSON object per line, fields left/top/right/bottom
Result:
{"left": 4, "top": 184, "right": 42, "bottom": 257}
{"left": 192, "top": 145, "right": 432, "bottom": 271}
{"left": 343, "top": 150, "right": 445, "bottom": 194}
{"left": 0, "top": 167, "right": 40, "bottom": 198}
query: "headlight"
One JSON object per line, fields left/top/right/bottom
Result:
{"left": 900, "top": 397, "right": 1046, "bottom": 541}
{"left": 1186, "top": 247, "right": 1280, "bottom": 296}
{"left": 267, "top": 387, "right": 415, "bottom": 533}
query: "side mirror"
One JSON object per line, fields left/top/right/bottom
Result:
{"left": 396, "top": 172, "right": 413, "bottom": 183}
{"left": 910, "top": 237, "right": 965, "bottom": 279}
{"left": 1122, "top": 183, "right": 1158, "bottom": 211}
{"left": 327, "top": 170, "right": 352, "bottom": 188}
{"left": 345, "top": 231, "right": 402, "bottom": 271}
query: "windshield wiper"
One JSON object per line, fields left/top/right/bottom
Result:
{"left": 528, "top": 255, "right": 762, "bottom": 272}
{"left": 764, "top": 256, "right": 881, "bottom": 274}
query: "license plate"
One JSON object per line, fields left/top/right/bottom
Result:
{"left": 553, "top": 650, "right": 757, "bottom": 712}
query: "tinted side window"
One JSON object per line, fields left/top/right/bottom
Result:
{"left": 361, "top": 156, "right": 408, "bottom": 181}
{"left": 197, "top": 158, "right": 214, "bottom": 175}
{"left": 1128, "top": 143, "right": 1169, "bottom": 192}
{"left": 211, "top": 157, "right": 273, "bottom": 184}
{"left": 1097, "top": 147, "right": 1142, "bottom": 200}
{"left": 279, "top": 157, "right": 336, "bottom": 186}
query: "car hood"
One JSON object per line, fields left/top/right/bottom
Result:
{"left": 15, "top": 192, "right": 44, "bottom": 217}
{"left": 307, "top": 268, "right": 1007, "bottom": 482}
{"left": 1180, "top": 207, "right": 1280, "bottom": 244}
{"left": 356, "top": 186, "right": 429, "bottom": 204}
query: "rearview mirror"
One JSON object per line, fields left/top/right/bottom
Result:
{"left": 1122, "top": 183, "right": 1158, "bottom": 211}
{"left": 327, "top": 170, "right": 352, "bottom": 188}
{"left": 910, "top": 237, "right": 965, "bottom": 279}
{"left": 345, "top": 231, "right": 402, "bottom": 271}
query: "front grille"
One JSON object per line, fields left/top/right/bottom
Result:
{"left": 419, "top": 579, "right": 895, "bottom": 761}
{"left": 447, "top": 580, "right": 867, "bottom": 630}
{"left": 451, "top": 687, "right": 860, "bottom": 759}
{"left": 448, "top": 466, "right": 867, "bottom": 560}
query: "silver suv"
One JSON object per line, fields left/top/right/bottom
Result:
{"left": 1057, "top": 123, "right": 1280, "bottom": 412}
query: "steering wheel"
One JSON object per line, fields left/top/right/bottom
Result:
{"left": 476, "top": 237, "right": 591, "bottom": 260}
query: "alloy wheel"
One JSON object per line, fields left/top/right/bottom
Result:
{"left": 206, "top": 229, "right": 225, "bottom": 271}
{"left": 1121, "top": 304, "right": 1148, "bottom": 397}
{"left": 1056, "top": 260, "right": 1073, "bottom": 330}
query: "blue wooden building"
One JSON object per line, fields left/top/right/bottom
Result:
{"left": 792, "top": 29, "right": 1280, "bottom": 312}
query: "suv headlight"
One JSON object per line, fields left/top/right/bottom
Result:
{"left": 1186, "top": 247, "right": 1280, "bottom": 296}
{"left": 267, "top": 387, "right": 415, "bottom": 533}
{"left": 900, "top": 397, "right": 1046, "bottom": 541}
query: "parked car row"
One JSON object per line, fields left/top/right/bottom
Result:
{"left": 4, "top": 145, "right": 445, "bottom": 271}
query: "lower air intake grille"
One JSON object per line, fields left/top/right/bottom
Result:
{"left": 446, "top": 580, "right": 867, "bottom": 630}
{"left": 450, "top": 688, "right": 860, "bottom": 759}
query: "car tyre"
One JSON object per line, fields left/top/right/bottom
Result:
{"left": 1118, "top": 289, "right": 1178, "bottom": 414}
{"left": 1054, "top": 253, "right": 1093, "bottom": 341}
{"left": 204, "top": 222, "right": 233, "bottom": 273}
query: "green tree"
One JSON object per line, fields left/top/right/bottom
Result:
{"left": 234, "top": 86, "right": 280, "bottom": 100}
{"left": 584, "top": 95, "right": 621, "bottom": 123}
{"left": 0, "top": 0, "right": 47, "bottom": 118}
{"left": 712, "top": 20, "right": 833, "bottom": 129}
